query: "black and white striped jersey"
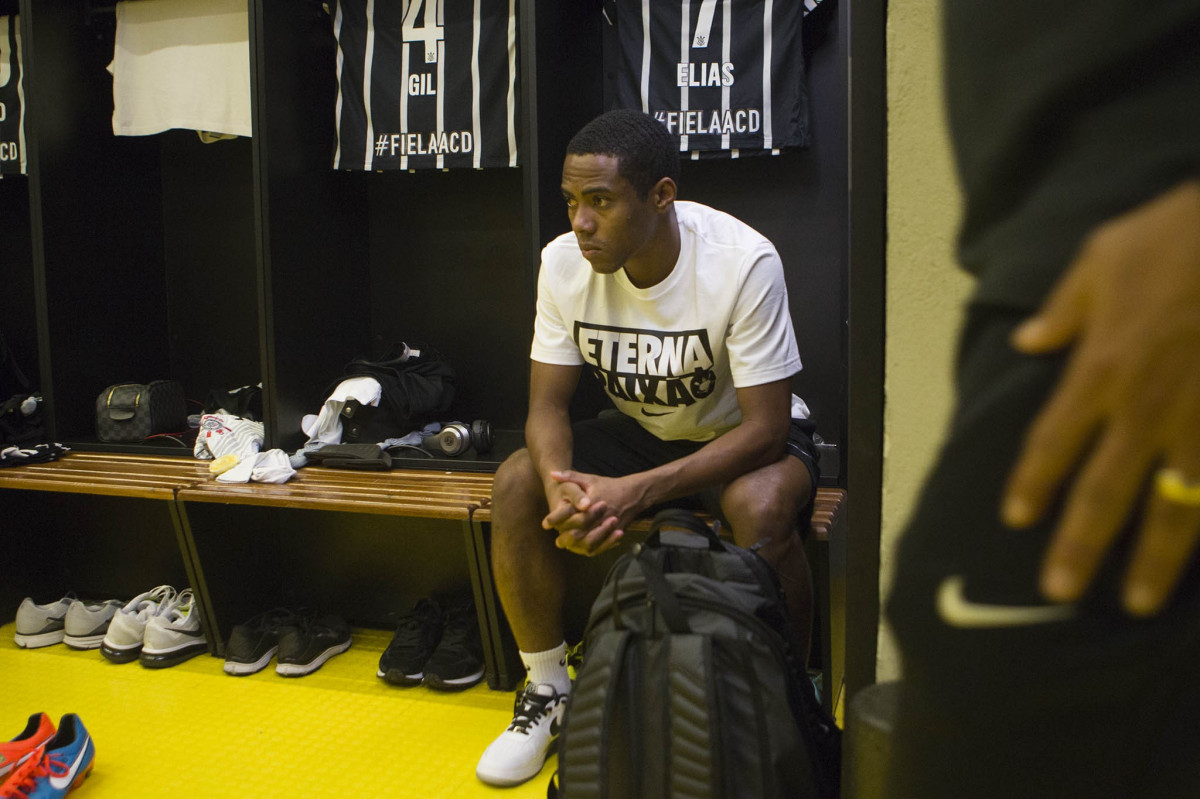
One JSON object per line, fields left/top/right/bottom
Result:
{"left": 610, "top": 0, "right": 809, "bottom": 156}
{"left": 0, "top": 15, "right": 25, "bottom": 177}
{"left": 331, "top": 0, "right": 519, "bottom": 171}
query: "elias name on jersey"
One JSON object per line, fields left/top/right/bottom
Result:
{"left": 575, "top": 322, "right": 719, "bottom": 409}
{"left": 611, "top": 0, "right": 809, "bottom": 155}
{"left": 658, "top": 61, "right": 762, "bottom": 137}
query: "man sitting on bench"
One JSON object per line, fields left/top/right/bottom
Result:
{"left": 475, "top": 109, "right": 821, "bottom": 787}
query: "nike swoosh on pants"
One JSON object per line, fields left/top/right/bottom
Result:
{"left": 936, "top": 575, "right": 1077, "bottom": 628}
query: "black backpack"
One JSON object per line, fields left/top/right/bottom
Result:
{"left": 554, "top": 509, "right": 841, "bottom": 799}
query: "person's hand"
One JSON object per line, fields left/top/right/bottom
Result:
{"left": 1002, "top": 179, "right": 1200, "bottom": 616}
{"left": 542, "top": 470, "right": 644, "bottom": 556}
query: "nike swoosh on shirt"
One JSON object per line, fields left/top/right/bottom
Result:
{"left": 49, "top": 736, "right": 91, "bottom": 790}
{"left": 640, "top": 409, "right": 672, "bottom": 417}
{"left": 936, "top": 575, "right": 1077, "bottom": 628}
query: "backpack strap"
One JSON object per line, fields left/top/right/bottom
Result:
{"left": 633, "top": 544, "right": 692, "bottom": 635}
{"left": 645, "top": 508, "right": 725, "bottom": 551}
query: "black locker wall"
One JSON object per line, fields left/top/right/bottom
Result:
{"left": 2, "top": 0, "right": 884, "bottom": 692}
{"left": 10, "top": 0, "right": 852, "bottom": 474}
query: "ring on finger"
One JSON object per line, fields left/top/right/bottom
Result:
{"left": 1154, "top": 468, "right": 1200, "bottom": 507}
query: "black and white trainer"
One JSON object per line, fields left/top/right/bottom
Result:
{"left": 275, "top": 611, "right": 352, "bottom": 677}
{"left": 423, "top": 597, "right": 485, "bottom": 691}
{"left": 223, "top": 608, "right": 299, "bottom": 676}
{"left": 475, "top": 683, "right": 569, "bottom": 787}
{"left": 377, "top": 599, "right": 443, "bottom": 687}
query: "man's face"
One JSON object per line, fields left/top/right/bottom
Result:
{"left": 560, "top": 153, "right": 660, "bottom": 274}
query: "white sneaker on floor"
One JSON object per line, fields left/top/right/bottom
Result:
{"left": 476, "top": 682, "right": 569, "bottom": 787}
{"left": 140, "top": 589, "right": 207, "bottom": 669}
{"left": 63, "top": 598, "right": 124, "bottom": 649}
{"left": 13, "top": 594, "right": 76, "bottom": 648}
{"left": 101, "top": 585, "right": 179, "bottom": 664}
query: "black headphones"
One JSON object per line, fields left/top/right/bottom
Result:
{"left": 419, "top": 420, "right": 494, "bottom": 457}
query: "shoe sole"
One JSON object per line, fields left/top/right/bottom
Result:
{"left": 100, "top": 641, "right": 142, "bottom": 663}
{"left": 276, "top": 638, "right": 352, "bottom": 677}
{"left": 424, "top": 667, "right": 485, "bottom": 691}
{"left": 224, "top": 647, "right": 278, "bottom": 676}
{"left": 64, "top": 633, "right": 108, "bottom": 650}
{"left": 13, "top": 630, "right": 65, "bottom": 648}
{"left": 378, "top": 667, "right": 424, "bottom": 687}
{"left": 140, "top": 640, "right": 209, "bottom": 668}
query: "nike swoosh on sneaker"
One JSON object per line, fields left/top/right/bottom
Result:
{"left": 48, "top": 736, "right": 90, "bottom": 790}
{"left": 170, "top": 628, "right": 206, "bottom": 638}
{"left": 549, "top": 717, "right": 561, "bottom": 737}
{"left": 936, "top": 575, "right": 1077, "bottom": 628}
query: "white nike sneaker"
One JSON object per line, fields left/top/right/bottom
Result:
{"left": 476, "top": 683, "right": 568, "bottom": 787}
{"left": 13, "top": 594, "right": 76, "bottom": 648}
{"left": 101, "top": 585, "right": 179, "bottom": 664}
{"left": 63, "top": 598, "right": 124, "bottom": 649}
{"left": 140, "top": 589, "right": 208, "bottom": 668}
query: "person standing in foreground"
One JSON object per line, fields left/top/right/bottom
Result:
{"left": 887, "top": 2, "right": 1200, "bottom": 796}
{"left": 475, "top": 109, "right": 821, "bottom": 787}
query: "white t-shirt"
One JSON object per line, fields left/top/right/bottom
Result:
{"left": 108, "top": 0, "right": 251, "bottom": 138}
{"left": 531, "top": 200, "right": 808, "bottom": 442}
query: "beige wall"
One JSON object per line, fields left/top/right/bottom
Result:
{"left": 877, "top": 0, "right": 972, "bottom": 681}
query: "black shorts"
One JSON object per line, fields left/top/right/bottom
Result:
{"left": 886, "top": 304, "right": 1200, "bottom": 798}
{"left": 569, "top": 410, "right": 821, "bottom": 535}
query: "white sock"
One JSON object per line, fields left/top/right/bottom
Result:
{"left": 249, "top": 449, "right": 297, "bottom": 484}
{"left": 520, "top": 642, "right": 570, "bottom": 696}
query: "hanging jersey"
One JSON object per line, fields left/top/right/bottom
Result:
{"left": 611, "top": 0, "right": 809, "bottom": 156}
{"left": 331, "top": 0, "right": 518, "bottom": 171}
{"left": 0, "top": 15, "right": 26, "bottom": 176}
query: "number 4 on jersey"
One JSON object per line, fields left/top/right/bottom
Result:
{"left": 403, "top": 0, "right": 444, "bottom": 64}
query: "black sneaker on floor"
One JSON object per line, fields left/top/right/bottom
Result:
{"left": 223, "top": 608, "right": 299, "bottom": 676}
{"left": 423, "top": 597, "right": 485, "bottom": 691}
{"left": 377, "top": 598, "right": 444, "bottom": 687}
{"left": 275, "top": 612, "right": 352, "bottom": 677}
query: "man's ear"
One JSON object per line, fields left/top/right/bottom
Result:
{"left": 650, "top": 177, "right": 677, "bottom": 211}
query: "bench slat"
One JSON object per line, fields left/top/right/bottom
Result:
{"left": 0, "top": 454, "right": 209, "bottom": 499}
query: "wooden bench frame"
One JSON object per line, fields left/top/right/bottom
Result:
{"left": 0, "top": 452, "right": 846, "bottom": 708}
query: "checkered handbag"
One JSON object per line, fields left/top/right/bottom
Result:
{"left": 95, "top": 381, "right": 187, "bottom": 443}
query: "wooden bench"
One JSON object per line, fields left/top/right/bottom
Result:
{"left": 0, "top": 451, "right": 209, "bottom": 499}
{"left": 0, "top": 452, "right": 846, "bottom": 705}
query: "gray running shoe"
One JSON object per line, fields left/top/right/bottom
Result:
{"left": 100, "top": 585, "right": 179, "bottom": 664}
{"left": 14, "top": 594, "right": 76, "bottom": 648}
{"left": 63, "top": 599, "right": 124, "bottom": 650}
{"left": 140, "top": 589, "right": 208, "bottom": 668}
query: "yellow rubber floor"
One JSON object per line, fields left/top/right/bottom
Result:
{"left": 0, "top": 624, "right": 553, "bottom": 798}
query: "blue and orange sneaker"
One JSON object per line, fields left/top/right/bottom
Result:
{"left": 0, "top": 714, "right": 56, "bottom": 785}
{"left": 0, "top": 715, "right": 93, "bottom": 798}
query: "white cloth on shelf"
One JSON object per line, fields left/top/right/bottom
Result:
{"left": 243, "top": 448, "right": 297, "bottom": 485}
{"left": 108, "top": 0, "right": 251, "bottom": 138}
{"left": 300, "top": 376, "right": 383, "bottom": 446}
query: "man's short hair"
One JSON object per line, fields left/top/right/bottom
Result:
{"left": 566, "top": 109, "right": 679, "bottom": 198}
